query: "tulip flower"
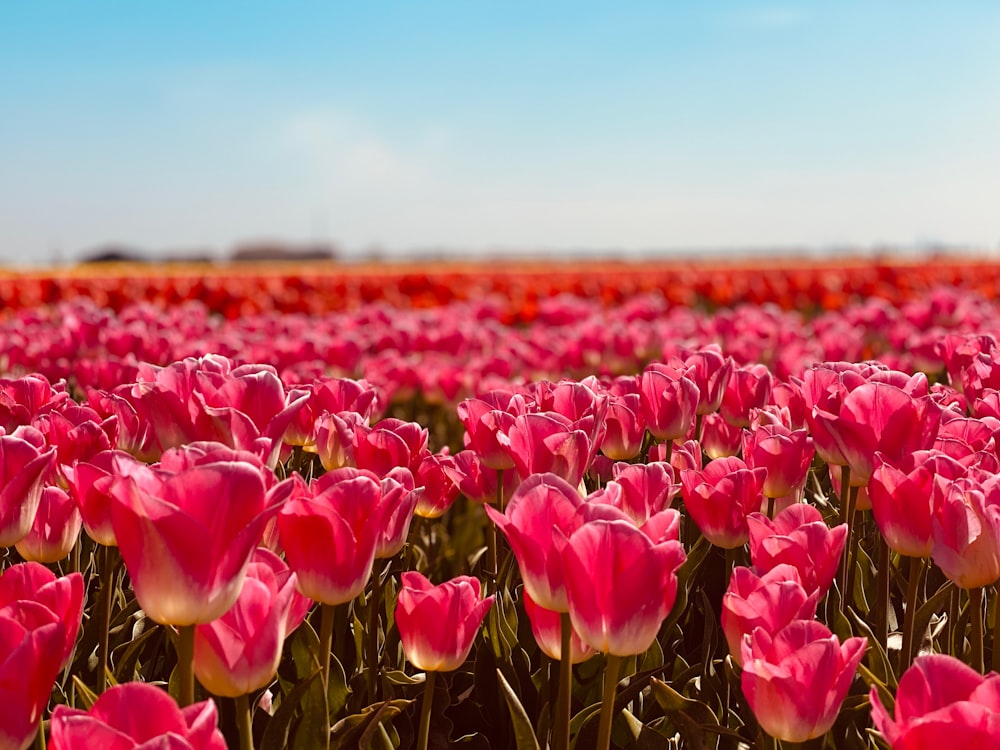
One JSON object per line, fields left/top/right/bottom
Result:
{"left": 681, "top": 457, "right": 766, "bottom": 549}
{"left": 110, "top": 446, "right": 288, "bottom": 625}
{"left": 457, "top": 395, "right": 520, "bottom": 470}
{"left": 396, "top": 571, "right": 494, "bottom": 672}
{"left": 601, "top": 392, "right": 645, "bottom": 460}
{"left": 0, "top": 429, "right": 56, "bottom": 547}
{"left": 869, "top": 653, "right": 1000, "bottom": 747}
{"left": 721, "top": 364, "right": 772, "bottom": 428}
{"left": 740, "top": 620, "right": 867, "bottom": 743}
{"left": 353, "top": 418, "right": 429, "bottom": 476}
{"left": 414, "top": 451, "right": 460, "bottom": 519}
{"left": 683, "top": 348, "right": 734, "bottom": 416}
{"left": 558, "top": 518, "right": 686, "bottom": 656}
{"left": 193, "top": 548, "right": 310, "bottom": 697}
{"left": 15, "top": 484, "right": 82, "bottom": 563}
{"left": 747, "top": 503, "right": 848, "bottom": 597}
{"left": 49, "top": 682, "right": 226, "bottom": 750}
{"left": 742, "top": 421, "right": 814, "bottom": 500}
{"left": 501, "top": 412, "right": 592, "bottom": 487}
{"left": 311, "top": 410, "right": 364, "bottom": 471}
{"left": 930, "top": 474, "right": 1000, "bottom": 589}
{"left": 638, "top": 365, "right": 699, "bottom": 442}
{"left": 484, "top": 473, "right": 584, "bottom": 611}
{"left": 700, "top": 413, "right": 743, "bottom": 459}
{"left": 610, "top": 461, "right": 680, "bottom": 524}
{"left": 0, "top": 563, "right": 84, "bottom": 750}
{"left": 522, "top": 589, "right": 595, "bottom": 664}
{"left": 720, "top": 564, "right": 820, "bottom": 666}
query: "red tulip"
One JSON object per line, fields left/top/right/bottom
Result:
{"left": 353, "top": 418, "right": 429, "bottom": 476}
{"left": 681, "top": 457, "right": 766, "bottom": 549}
{"left": 193, "top": 548, "right": 310, "bottom": 697}
{"left": 740, "top": 620, "right": 866, "bottom": 742}
{"left": 414, "top": 451, "right": 460, "bottom": 519}
{"left": 277, "top": 467, "right": 383, "bottom": 605}
{"left": 720, "top": 564, "right": 820, "bottom": 666}
{"left": 485, "top": 473, "right": 584, "bottom": 611}
{"left": 610, "top": 462, "right": 680, "bottom": 524}
{"left": 501, "top": 412, "right": 592, "bottom": 487}
{"left": 558, "top": 519, "right": 686, "bottom": 655}
{"left": 870, "top": 654, "right": 1000, "bottom": 747}
{"left": 110, "top": 445, "right": 289, "bottom": 625}
{"left": 49, "top": 682, "right": 226, "bottom": 750}
{"left": 396, "top": 572, "right": 493, "bottom": 672}
{"left": 721, "top": 364, "right": 772, "bottom": 428}
{"left": 375, "top": 467, "right": 421, "bottom": 558}
{"left": 683, "top": 348, "right": 734, "bottom": 416}
{"left": 601, "top": 392, "right": 645, "bottom": 460}
{"left": 747, "top": 504, "right": 848, "bottom": 596}
{"left": 64, "top": 449, "right": 131, "bottom": 547}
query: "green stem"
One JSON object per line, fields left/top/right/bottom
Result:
{"left": 235, "top": 693, "right": 255, "bottom": 750}
{"left": 875, "top": 532, "right": 890, "bottom": 647}
{"left": 840, "top": 482, "right": 859, "bottom": 613}
{"left": 416, "top": 671, "right": 437, "bottom": 750}
{"left": 97, "top": 546, "right": 118, "bottom": 693}
{"left": 554, "top": 613, "right": 573, "bottom": 750}
{"left": 596, "top": 654, "right": 622, "bottom": 750}
{"left": 766, "top": 495, "right": 775, "bottom": 520}
{"left": 368, "top": 568, "right": 382, "bottom": 706}
{"left": 320, "top": 602, "right": 335, "bottom": 750}
{"left": 900, "top": 556, "right": 923, "bottom": 672}
{"left": 972, "top": 586, "right": 985, "bottom": 673}
{"left": 177, "top": 624, "right": 195, "bottom": 707}
{"left": 496, "top": 468, "right": 506, "bottom": 512}
{"left": 34, "top": 720, "right": 45, "bottom": 750}
{"left": 485, "top": 506, "right": 498, "bottom": 597}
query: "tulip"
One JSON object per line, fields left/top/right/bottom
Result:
{"left": 457, "top": 396, "right": 520, "bottom": 470}
{"left": 353, "top": 418, "right": 429, "bottom": 476}
{"left": 193, "top": 548, "right": 310, "bottom": 698}
{"left": 311, "top": 410, "right": 364, "bottom": 471}
{"left": 699, "top": 413, "right": 743, "bottom": 459}
{"left": 747, "top": 503, "right": 848, "bottom": 597}
{"left": 501, "top": 412, "right": 591, "bottom": 487}
{"left": 0, "top": 429, "right": 56, "bottom": 547}
{"left": 601, "top": 392, "right": 645, "bottom": 460}
{"left": 0, "top": 563, "right": 84, "bottom": 750}
{"left": 15, "top": 484, "right": 82, "bottom": 563}
{"left": 484, "top": 473, "right": 584, "bottom": 611}
{"left": 681, "top": 457, "right": 766, "bottom": 549}
{"left": 721, "top": 364, "right": 772, "bottom": 428}
{"left": 610, "top": 461, "right": 680, "bottom": 524}
{"left": 720, "top": 564, "right": 820, "bottom": 666}
{"left": 558, "top": 518, "right": 686, "bottom": 656}
{"left": 522, "top": 589, "right": 595, "bottom": 664}
{"left": 742, "top": 421, "right": 814, "bottom": 500}
{"left": 442, "top": 449, "right": 521, "bottom": 505}
{"left": 49, "top": 682, "right": 226, "bottom": 750}
{"left": 277, "top": 467, "right": 384, "bottom": 606}
{"left": 930, "top": 474, "right": 1000, "bottom": 590}
{"left": 683, "top": 348, "right": 734, "bottom": 416}
{"left": 869, "top": 653, "right": 1000, "bottom": 747}
{"left": 374, "top": 467, "right": 422, "bottom": 559}
{"left": 740, "top": 620, "right": 867, "bottom": 743}
{"left": 638, "top": 365, "right": 699, "bottom": 442}
{"left": 396, "top": 571, "right": 494, "bottom": 672}
{"left": 414, "top": 451, "right": 460, "bottom": 519}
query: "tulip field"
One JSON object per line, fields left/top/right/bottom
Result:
{"left": 6, "top": 257, "right": 1000, "bottom": 749}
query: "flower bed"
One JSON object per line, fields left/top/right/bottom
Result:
{"left": 2, "top": 263, "right": 1000, "bottom": 748}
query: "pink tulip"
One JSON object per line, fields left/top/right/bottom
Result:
{"left": 278, "top": 467, "right": 383, "bottom": 605}
{"left": 311, "top": 410, "right": 364, "bottom": 471}
{"left": 721, "top": 364, "right": 772, "bottom": 428}
{"left": 610, "top": 462, "right": 680, "bottom": 524}
{"left": 747, "top": 504, "right": 848, "bottom": 596}
{"left": 110, "top": 445, "right": 289, "bottom": 625}
{"left": 930, "top": 474, "right": 1000, "bottom": 589}
{"left": 396, "top": 572, "right": 493, "bottom": 671}
{"left": 375, "top": 467, "right": 421, "bottom": 558}
{"left": 442, "top": 449, "right": 521, "bottom": 504}
{"left": 700, "top": 413, "right": 743, "bottom": 459}
{"left": 0, "top": 563, "right": 84, "bottom": 750}
{"left": 683, "top": 348, "right": 734, "bottom": 416}
{"left": 742, "top": 421, "right": 814, "bottom": 499}
{"left": 484, "top": 473, "right": 584, "bottom": 611}
{"left": 740, "top": 620, "right": 866, "bottom": 742}
{"left": 49, "top": 682, "right": 226, "bottom": 750}
{"left": 457, "top": 396, "right": 521, "bottom": 471}
{"left": 638, "top": 365, "right": 699, "bottom": 442}
{"left": 414, "top": 451, "right": 460, "bottom": 519}
{"left": 522, "top": 589, "right": 595, "bottom": 664}
{"left": 0, "top": 429, "right": 56, "bottom": 547}
{"left": 15, "top": 485, "right": 82, "bottom": 563}
{"left": 501, "top": 412, "right": 592, "bottom": 487}
{"left": 868, "top": 450, "right": 966, "bottom": 558}
{"left": 558, "top": 519, "right": 686, "bottom": 655}
{"left": 870, "top": 654, "right": 1000, "bottom": 747}
{"left": 681, "top": 457, "right": 766, "bottom": 549}
{"left": 32, "top": 404, "right": 115, "bottom": 476}
{"left": 353, "top": 418, "right": 429, "bottom": 476}
{"left": 601, "top": 392, "right": 645, "bottom": 460}
{"left": 720, "top": 564, "right": 820, "bottom": 666}
{"left": 194, "top": 548, "right": 310, "bottom": 697}
{"left": 64, "top": 449, "right": 131, "bottom": 547}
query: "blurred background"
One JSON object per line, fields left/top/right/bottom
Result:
{"left": 2, "top": 1, "right": 999, "bottom": 266}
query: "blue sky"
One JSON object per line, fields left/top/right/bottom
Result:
{"left": 2, "top": 2, "right": 999, "bottom": 263}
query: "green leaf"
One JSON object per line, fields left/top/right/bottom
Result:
{"left": 497, "top": 669, "right": 541, "bottom": 750}
{"left": 260, "top": 670, "right": 322, "bottom": 750}
{"left": 71, "top": 675, "right": 100, "bottom": 710}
